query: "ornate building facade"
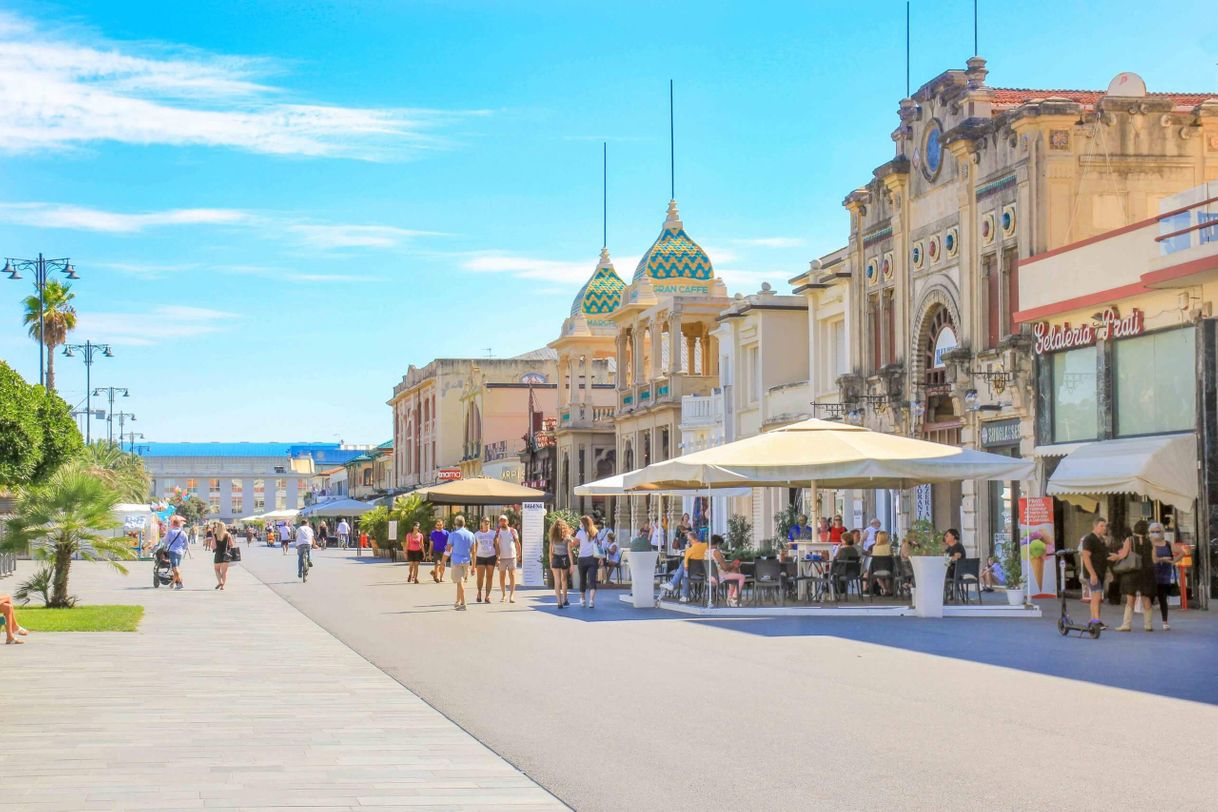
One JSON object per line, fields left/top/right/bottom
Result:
{"left": 549, "top": 248, "right": 622, "bottom": 516}
{"left": 834, "top": 59, "right": 1217, "bottom": 557}
{"left": 611, "top": 200, "right": 730, "bottom": 535}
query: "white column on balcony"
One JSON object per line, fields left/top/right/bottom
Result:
{"left": 220, "top": 478, "right": 233, "bottom": 517}
{"left": 242, "top": 478, "right": 256, "bottom": 513}
{"left": 287, "top": 478, "right": 300, "bottom": 509}
{"left": 567, "top": 356, "right": 577, "bottom": 406}
{"left": 632, "top": 324, "right": 644, "bottom": 384}
{"left": 668, "top": 311, "right": 681, "bottom": 376}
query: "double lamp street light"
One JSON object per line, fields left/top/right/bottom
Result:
{"left": 62, "top": 340, "right": 114, "bottom": 444}
{"left": 4, "top": 253, "right": 78, "bottom": 389}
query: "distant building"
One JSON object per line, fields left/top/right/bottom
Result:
{"left": 138, "top": 442, "right": 368, "bottom": 520}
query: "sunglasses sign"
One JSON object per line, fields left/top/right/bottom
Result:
{"left": 1032, "top": 306, "right": 1144, "bottom": 354}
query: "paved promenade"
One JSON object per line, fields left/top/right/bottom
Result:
{"left": 0, "top": 547, "right": 563, "bottom": 812}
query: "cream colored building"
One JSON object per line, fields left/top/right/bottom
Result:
{"left": 1014, "top": 181, "right": 1217, "bottom": 605}
{"left": 828, "top": 60, "right": 1216, "bottom": 557}
{"left": 549, "top": 248, "right": 621, "bottom": 516}
{"left": 457, "top": 352, "right": 559, "bottom": 484}
{"left": 612, "top": 200, "right": 730, "bottom": 535}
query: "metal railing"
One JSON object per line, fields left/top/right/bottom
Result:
{"left": 0, "top": 552, "right": 16, "bottom": 578}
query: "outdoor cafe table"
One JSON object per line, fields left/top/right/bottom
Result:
{"left": 794, "top": 542, "right": 837, "bottom": 601}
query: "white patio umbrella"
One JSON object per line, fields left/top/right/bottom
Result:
{"left": 574, "top": 470, "right": 749, "bottom": 498}
{"left": 299, "top": 498, "right": 374, "bottom": 518}
{"left": 621, "top": 418, "right": 1032, "bottom": 491}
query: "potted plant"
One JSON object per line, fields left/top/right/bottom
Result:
{"left": 904, "top": 518, "right": 948, "bottom": 617}
{"left": 626, "top": 526, "right": 658, "bottom": 608}
{"left": 1002, "top": 539, "right": 1026, "bottom": 606}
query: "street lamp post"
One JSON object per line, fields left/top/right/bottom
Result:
{"left": 124, "top": 431, "right": 145, "bottom": 454}
{"left": 115, "top": 411, "right": 137, "bottom": 450}
{"left": 92, "top": 386, "right": 130, "bottom": 445}
{"left": 62, "top": 341, "right": 113, "bottom": 444}
{"left": 4, "top": 253, "right": 78, "bottom": 388}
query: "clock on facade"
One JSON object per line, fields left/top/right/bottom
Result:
{"left": 923, "top": 120, "right": 943, "bottom": 180}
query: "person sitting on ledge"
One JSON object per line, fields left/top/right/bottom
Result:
{"left": 1, "top": 595, "right": 30, "bottom": 645}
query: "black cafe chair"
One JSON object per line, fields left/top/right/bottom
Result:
{"left": 751, "top": 558, "right": 785, "bottom": 606}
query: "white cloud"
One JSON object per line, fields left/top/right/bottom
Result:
{"left": 463, "top": 252, "right": 644, "bottom": 287}
{"left": 701, "top": 246, "right": 740, "bottom": 265}
{"left": 728, "top": 237, "right": 806, "bottom": 249}
{"left": 76, "top": 304, "right": 237, "bottom": 346}
{"left": 0, "top": 202, "right": 249, "bottom": 232}
{"left": 288, "top": 224, "right": 447, "bottom": 249}
{"left": 0, "top": 11, "right": 483, "bottom": 160}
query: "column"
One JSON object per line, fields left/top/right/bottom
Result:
{"left": 567, "top": 356, "right": 577, "bottom": 406}
{"left": 651, "top": 319, "right": 663, "bottom": 378}
{"left": 287, "top": 478, "right": 300, "bottom": 510}
{"left": 220, "top": 478, "right": 234, "bottom": 518}
{"left": 632, "top": 324, "right": 644, "bottom": 384}
{"left": 668, "top": 313, "right": 682, "bottom": 375}
{"left": 242, "top": 479, "right": 256, "bottom": 514}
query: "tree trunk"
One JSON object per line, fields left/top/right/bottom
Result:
{"left": 49, "top": 543, "right": 74, "bottom": 608}
{"left": 45, "top": 344, "right": 56, "bottom": 392}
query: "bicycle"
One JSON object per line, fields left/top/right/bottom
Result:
{"left": 298, "top": 546, "right": 313, "bottom": 582}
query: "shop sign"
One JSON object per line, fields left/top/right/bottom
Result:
{"left": 521, "top": 502, "right": 546, "bottom": 587}
{"left": 980, "top": 418, "right": 1021, "bottom": 448}
{"left": 932, "top": 326, "right": 958, "bottom": 368}
{"left": 1032, "top": 306, "right": 1144, "bottom": 354}
{"left": 483, "top": 440, "right": 509, "bottom": 463}
{"left": 1018, "top": 497, "right": 1056, "bottom": 598}
{"left": 438, "top": 468, "right": 462, "bottom": 481}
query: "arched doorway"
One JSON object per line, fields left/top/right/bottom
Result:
{"left": 914, "top": 301, "right": 963, "bottom": 529}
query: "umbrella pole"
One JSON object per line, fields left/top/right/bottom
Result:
{"left": 706, "top": 485, "right": 714, "bottom": 609}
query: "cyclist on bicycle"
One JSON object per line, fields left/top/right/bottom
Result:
{"left": 294, "top": 519, "right": 316, "bottom": 580}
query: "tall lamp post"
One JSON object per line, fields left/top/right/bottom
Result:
{"left": 115, "top": 411, "right": 137, "bottom": 449}
{"left": 93, "top": 386, "right": 129, "bottom": 445}
{"left": 124, "top": 431, "right": 145, "bottom": 454}
{"left": 62, "top": 341, "right": 113, "bottom": 443}
{"left": 4, "top": 254, "right": 78, "bottom": 388}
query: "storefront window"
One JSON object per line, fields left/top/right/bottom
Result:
{"left": 1115, "top": 327, "right": 1195, "bottom": 437}
{"left": 1052, "top": 347, "right": 1098, "bottom": 442}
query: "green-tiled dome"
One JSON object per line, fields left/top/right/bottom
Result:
{"left": 570, "top": 248, "right": 626, "bottom": 317}
{"left": 632, "top": 200, "right": 714, "bottom": 283}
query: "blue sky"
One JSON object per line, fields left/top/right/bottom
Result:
{"left": 1, "top": 0, "right": 1214, "bottom": 444}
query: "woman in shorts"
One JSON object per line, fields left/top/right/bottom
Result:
{"left": 473, "top": 517, "right": 498, "bottom": 604}
{"left": 404, "top": 522, "right": 425, "bottom": 584}
{"left": 549, "top": 518, "right": 573, "bottom": 609}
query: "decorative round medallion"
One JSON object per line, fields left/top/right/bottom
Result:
{"left": 928, "top": 235, "right": 940, "bottom": 262}
{"left": 881, "top": 253, "right": 893, "bottom": 281}
{"left": 912, "top": 242, "right": 924, "bottom": 270}
{"left": 922, "top": 120, "right": 944, "bottom": 180}
{"left": 1001, "top": 204, "right": 1017, "bottom": 238}
{"left": 981, "top": 212, "right": 996, "bottom": 246}
{"left": 945, "top": 227, "right": 959, "bottom": 258}
{"left": 865, "top": 259, "right": 878, "bottom": 285}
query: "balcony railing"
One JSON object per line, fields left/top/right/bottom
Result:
{"left": 1157, "top": 182, "right": 1218, "bottom": 256}
{"left": 680, "top": 393, "right": 723, "bottom": 429}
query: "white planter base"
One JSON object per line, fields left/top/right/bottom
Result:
{"left": 910, "top": 556, "right": 947, "bottom": 618}
{"left": 628, "top": 551, "right": 659, "bottom": 608}
{"left": 1006, "top": 588, "right": 1026, "bottom": 606}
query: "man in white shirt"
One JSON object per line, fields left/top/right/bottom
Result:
{"left": 294, "top": 520, "right": 316, "bottom": 579}
{"left": 278, "top": 522, "right": 292, "bottom": 555}
{"left": 861, "top": 518, "right": 882, "bottom": 553}
{"left": 336, "top": 519, "right": 351, "bottom": 549}
{"left": 493, "top": 515, "right": 521, "bottom": 603}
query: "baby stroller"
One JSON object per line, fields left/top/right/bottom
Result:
{"left": 152, "top": 545, "right": 175, "bottom": 588}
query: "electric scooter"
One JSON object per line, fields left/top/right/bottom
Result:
{"left": 1055, "top": 549, "right": 1100, "bottom": 639}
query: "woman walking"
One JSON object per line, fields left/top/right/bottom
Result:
{"left": 575, "top": 515, "right": 600, "bottom": 609}
{"left": 549, "top": 518, "right": 573, "bottom": 608}
{"left": 473, "top": 517, "right": 498, "bottom": 603}
{"left": 405, "top": 522, "right": 425, "bottom": 584}
{"left": 204, "top": 524, "right": 215, "bottom": 553}
{"left": 245, "top": 525, "right": 255, "bottom": 548}
{"left": 213, "top": 521, "right": 233, "bottom": 590}
{"left": 1109, "top": 520, "right": 1156, "bottom": 632}
{"left": 1150, "top": 521, "right": 1180, "bottom": 631}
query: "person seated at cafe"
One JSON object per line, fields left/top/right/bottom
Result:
{"left": 980, "top": 555, "right": 1005, "bottom": 592}
{"left": 787, "top": 514, "right": 811, "bottom": 543}
{"left": 832, "top": 534, "right": 861, "bottom": 593}
{"left": 829, "top": 515, "right": 846, "bottom": 544}
{"left": 861, "top": 518, "right": 882, "bottom": 552}
{"left": 708, "top": 535, "right": 747, "bottom": 607}
{"left": 943, "top": 528, "right": 966, "bottom": 579}
{"left": 659, "top": 531, "right": 708, "bottom": 603}
{"left": 867, "top": 531, "right": 895, "bottom": 597}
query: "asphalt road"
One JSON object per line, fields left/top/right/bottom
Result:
{"left": 243, "top": 543, "right": 1218, "bottom": 811}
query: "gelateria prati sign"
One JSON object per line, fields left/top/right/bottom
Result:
{"left": 1032, "top": 306, "right": 1144, "bottom": 354}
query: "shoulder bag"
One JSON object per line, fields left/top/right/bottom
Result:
{"left": 226, "top": 536, "right": 241, "bottom": 562}
{"left": 1110, "top": 545, "right": 1141, "bottom": 576}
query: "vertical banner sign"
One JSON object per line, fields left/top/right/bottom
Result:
{"left": 1019, "top": 497, "right": 1055, "bottom": 598}
{"left": 387, "top": 520, "right": 398, "bottom": 542}
{"left": 521, "top": 502, "right": 546, "bottom": 587}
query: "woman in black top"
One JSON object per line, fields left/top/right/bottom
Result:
{"left": 213, "top": 521, "right": 233, "bottom": 591}
{"left": 1109, "top": 519, "right": 1154, "bottom": 632}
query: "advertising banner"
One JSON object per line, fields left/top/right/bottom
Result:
{"left": 1019, "top": 497, "right": 1055, "bottom": 598}
{"left": 387, "top": 520, "right": 398, "bottom": 542}
{"left": 521, "top": 502, "right": 546, "bottom": 587}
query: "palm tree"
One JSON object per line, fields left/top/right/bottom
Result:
{"left": 3, "top": 467, "right": 129, "bottom": 607}
{"left": 76, "top": 442, "right": 152, "bottom": 502}
{"left": 22, "top": 279, "right": 77, "bottom": 392}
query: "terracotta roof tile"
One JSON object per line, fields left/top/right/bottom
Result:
{"left": 991, "top": 87, "right": 1215, "bottom": 110}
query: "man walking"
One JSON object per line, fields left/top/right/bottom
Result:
{"left": 494, "top": 515, "right": 521, "bottom": 603}
{"left": 294, "top": 519, "right": 316, "bottom": 579}
{"left": 164, "top": 515, "right": 189, "bottom": 590}
{"left": 336, "top": 518, "right": 350, "bottom": 549}
{"left": 279, "top": 521, "right": 292, "bottom": 555}
{"left": 443, "top": 516, "right": 475, "bottom": 610}
{"left": 1080, "top": 516, "right": 1109, "bottom": 630}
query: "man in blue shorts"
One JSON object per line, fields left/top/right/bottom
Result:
{"left": 429, "top": 519, "right": 449, "bottom": 583}
{"left": 443, "top": 516, "right": 475, "bottom": 610}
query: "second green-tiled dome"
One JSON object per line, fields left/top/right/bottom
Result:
{"left": 633, "top": 199, "right": 714, "bottom": 283}
{"left": 570, "top": 248, "right": 626, "bottom": 317}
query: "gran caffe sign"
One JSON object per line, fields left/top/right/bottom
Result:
{"left": 1032, "top": 306, "right": 1145, "bottom": 355}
